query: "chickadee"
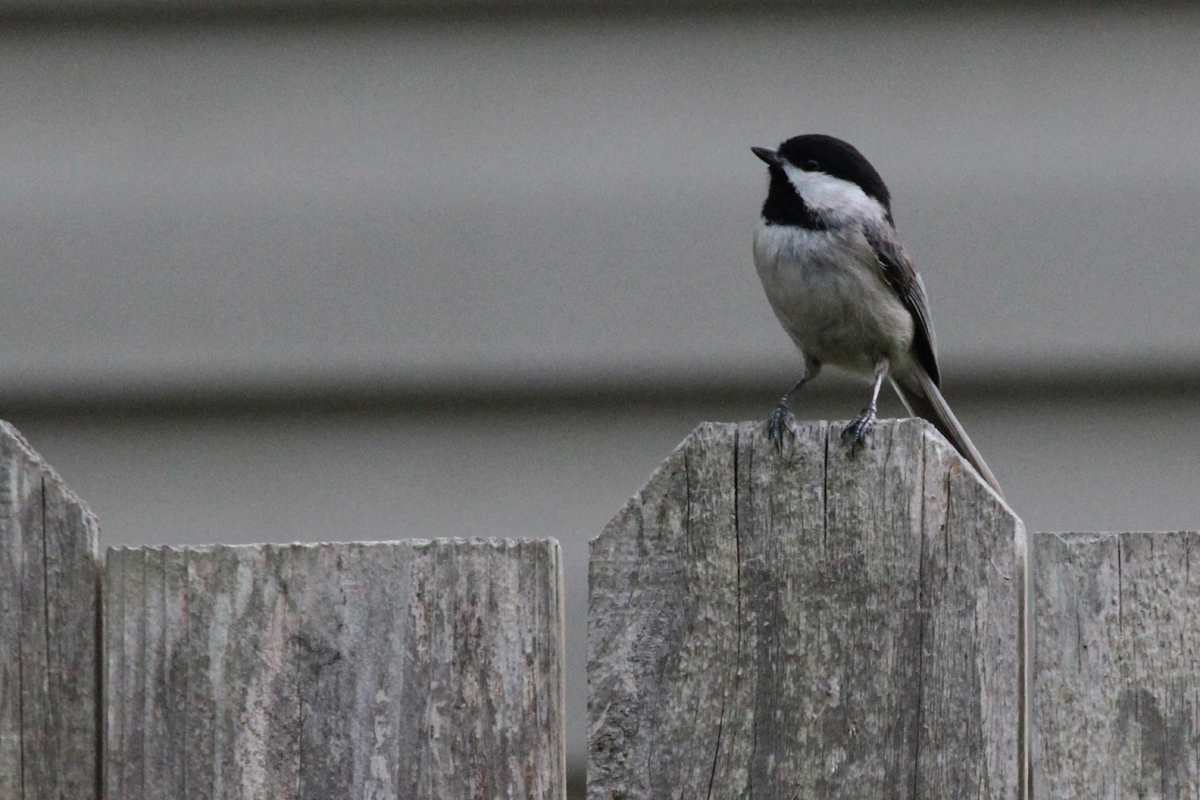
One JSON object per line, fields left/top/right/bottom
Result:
{"left": 751, "top": 134, "right": 1002, "bottom": 497}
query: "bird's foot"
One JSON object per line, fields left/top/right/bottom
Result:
{"left": 841, "top": 405, "right": 877, "bottom": 455}
{"left": 767, "top": 404, "right": 797, "bottom": 451}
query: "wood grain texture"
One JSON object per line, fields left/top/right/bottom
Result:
{"left": 103, "top": 538, "right": 566, "bottom": 800}
{"left": 0, "top": 420, "right": 101, "bottom": 800}
{"left": 589, "top": 419, "right": 1025, "bottom": 800}
{"left": 1032, "top": 532, "right": 1200, "bottom": 798}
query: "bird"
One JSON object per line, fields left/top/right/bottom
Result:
{"left": 751, "top": 133, "right": 1003, "bottom": 497}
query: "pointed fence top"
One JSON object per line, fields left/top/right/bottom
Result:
{"left": 595, "top": 417, "right": 1015, "bottom": 553}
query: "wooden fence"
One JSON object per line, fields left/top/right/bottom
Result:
{"left": 2, "top": 417, "right": 1197, "bottom": 798}
{"left": 0, "top": 421, "right": 565, "bottom": 799}
{"left": 591, "top": 420, "right": 1199, "bottom": 799}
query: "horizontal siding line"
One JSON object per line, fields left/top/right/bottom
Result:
{"left": 1, "top": 361, "right": 1197, "bottom": 421}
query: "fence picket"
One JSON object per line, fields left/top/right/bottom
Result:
{"left": 588, "top": 419, "right": 1025, "bottom": 800}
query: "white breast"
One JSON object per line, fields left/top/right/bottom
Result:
{"left": 753, "top": 221, "right": 915, "bottom": 377}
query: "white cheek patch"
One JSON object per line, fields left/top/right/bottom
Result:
{"left": 783, "top": 163, "right": 886, "bottom": 224}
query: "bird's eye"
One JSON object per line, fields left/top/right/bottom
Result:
{"left": 804, "top": 159, "right": 820, "bottom": 171}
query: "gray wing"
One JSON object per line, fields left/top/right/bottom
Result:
{"left": 864, "top": 224, "right": 941, "bottom": 387}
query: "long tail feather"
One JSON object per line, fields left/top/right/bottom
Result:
{"left": 892, "top": 369, "right": 1004, "bottom": 498}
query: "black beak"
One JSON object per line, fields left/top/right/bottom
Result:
{"left": 751, "top": 146, "right": 781, "bottom": 167}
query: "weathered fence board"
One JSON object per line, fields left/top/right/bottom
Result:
{"left": 1032, "top": 531, "right": 1200, "bottom": 798}
{"left": 0, "top": 421, "right": 101, "bottom": 800}
{"left": 589, "top": 419, "right": 1025, "bottom": 800}
{"left": 105, "top": 538, "right": 566, "bottom": 800}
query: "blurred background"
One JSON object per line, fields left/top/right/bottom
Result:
{"left": 5, "top": 0, "right": 1200, "bottom": 792}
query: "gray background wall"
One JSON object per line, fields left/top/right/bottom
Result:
{"left": 6, "top": 2, "right": 1200, "bottom": 788}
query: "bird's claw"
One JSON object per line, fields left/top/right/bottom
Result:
{"left": 841, "top": 407, "right": 877, "bottom": 455}
{"left": 767, "top": 404, "right": 797, "bottom": 451}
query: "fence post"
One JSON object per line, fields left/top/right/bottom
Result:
{"left": 589, "top": 419, "right": 1025, "bottom": 800}
{"left": 104, "top": 538, "right": 567, "bottom": 799}
{"left": 0, "top": 422, "right": 102, "bottom": 800}
{"left": 1032, "top": 531, "right": 1200, "bottom": 796}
